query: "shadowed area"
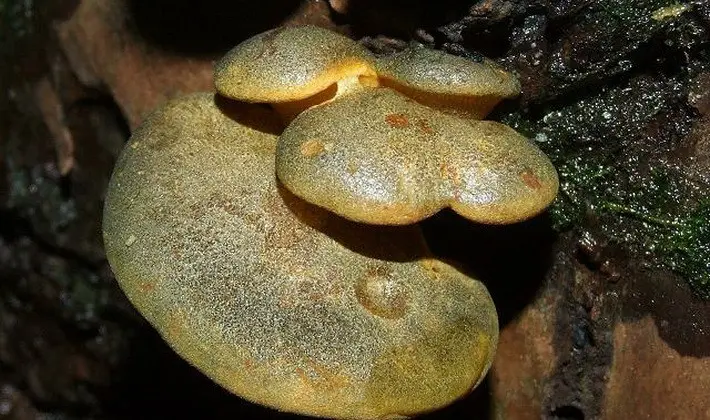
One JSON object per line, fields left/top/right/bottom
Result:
{"left": 278, "top": 182, "right": 429, "bottom": 262}
{"left": 330, "top": 0, "right": 472, "bottom": 40}
{"left": 215, "top": 94, "right": 285, "bottom": 135}
{"left": 422, "top": 210, "right": 555, "bottom": 328}
{"left": 127, "top": 0, "right": 303, "bottom": 55}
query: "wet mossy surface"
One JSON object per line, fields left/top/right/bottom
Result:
{"left": 496, "top": 0, "right": 710, "bottom": 299}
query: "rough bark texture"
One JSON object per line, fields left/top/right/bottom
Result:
{"left": 1, "top": 0, "right": 709, "bottom": 419}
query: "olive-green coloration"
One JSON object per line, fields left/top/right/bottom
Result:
{"left": 276, "top": 88, "right": 558, "bottom": 225}
{"left": 214, "top": 25, "right": 522, "bottom": 120}
{"left": 103, "top": 93, "right": 499, "bottom": 419}
{"left": 376, "top": 45, "right": 521, "bottom": 118}
{"left": 214, "top": 25, "right": 377, "bottom": 103}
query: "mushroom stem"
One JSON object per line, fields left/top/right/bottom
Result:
{"left": 271, "top": 85, "right": 338, "bottom": 123}
{"left": 272, "top": 72, "right": 380, "bottom": 124}
{"left": 336, "top": 74, "right": 380, "bottom": 98}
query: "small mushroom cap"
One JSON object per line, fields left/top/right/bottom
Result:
{"left": 103, "top": 93, "right": 498, "bottom": 419}
{"left": 276, "top": 88, "right": 558, "bottom": 225}
{"left": 376, "top": 45, "right": 521, "bottom": 118}
{"left": 215, "top": 25, "right": 377, "bottom": 103}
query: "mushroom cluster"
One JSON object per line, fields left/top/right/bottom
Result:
{"left": 215, "top": 25, "right": 558, "bottom": 225}
{"left": 103, "top": 25, "right": 558, "bottom": 419}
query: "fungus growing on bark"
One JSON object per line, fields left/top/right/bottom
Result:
{"left": 103, "top": 93, "right": 498, "bottom": 419}
{"left": 215, "top": 25, "right": 557, "bottom": 225}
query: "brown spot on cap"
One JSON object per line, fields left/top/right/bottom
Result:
{"left": 300, "top": 139, "right": 326, "bottom": 157}
{"left": 440, "top": 162, "right": 461, "bottom": 186}
{"left": 384, "top": 113, "right": 410, "bottom": 128}
{"left": 138, "top": 281, "right": 155, "bottom": 293}
{"left": 366, "top": 264, "right": 392, "bottom": 278}
{"left": 415, "top": 118, "right": 434, "bottom": 134}
{"left": 520, "top": 168, "right": 543, "bottom": 190}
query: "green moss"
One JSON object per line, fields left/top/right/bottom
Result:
{"left": 505, "top": 72, "right": 710, "bottom": 298}
{"left": 598, "top": 170, "right": 710, "bottom": 299}
{"left": 596, "top": 0, "right": 686, "bottom": 37}
{"left": 498, "top": 0, "right": 710, "bottom": 299}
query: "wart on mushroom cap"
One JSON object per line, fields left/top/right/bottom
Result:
{"left": 103, "top": 93, "right": 498, "bottom": 419}
{"left": 277, "top": 88, "right": 558, "bottom": 225}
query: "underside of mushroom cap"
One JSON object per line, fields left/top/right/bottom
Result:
{"left": 215, "top": 25, "right": 377, "bottom": 103}
{"left": 103, "top": 93, "right": 498, "bottom": 419}
{"left": 376, "top": 45, "right": 521, "bottom": 118}
{"left": 276, "top": 88, "right": 558, "bottom": 225}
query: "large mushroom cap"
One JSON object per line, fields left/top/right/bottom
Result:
{"left": 276, "top": 88, "right": 558, "bottom": 225}
{"left": 376, "top": 45, "right": 521, "bottom": 118}
{"left": 103, "top": 93, "right": 498, "bottom": 419}
{"left": 215, "top": 25, "right": 377, "bottom": 103}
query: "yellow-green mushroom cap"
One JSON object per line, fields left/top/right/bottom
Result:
{"left": 276, "top": 88, "right": 558, "bottom": 225}
{"left": 103, "top": 93, "right": 498, "bottom": 419}
{"left": 375, "top": 45, "right": 521, "bottom": 119}
{"left": 214, "top": 25, "right": 377, "bottom": 103}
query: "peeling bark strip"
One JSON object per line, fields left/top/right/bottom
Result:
{"left": 56, "top": 0, "right": 215, "bottom": 129}
{"left": 498, "top": 233, "right": 710, "bottom": 420}
{"left": 604, "top": 318, "right": 710, "bottom": 419}
{"left": 34, "top": 77, "right": 75, "bottom": 175}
